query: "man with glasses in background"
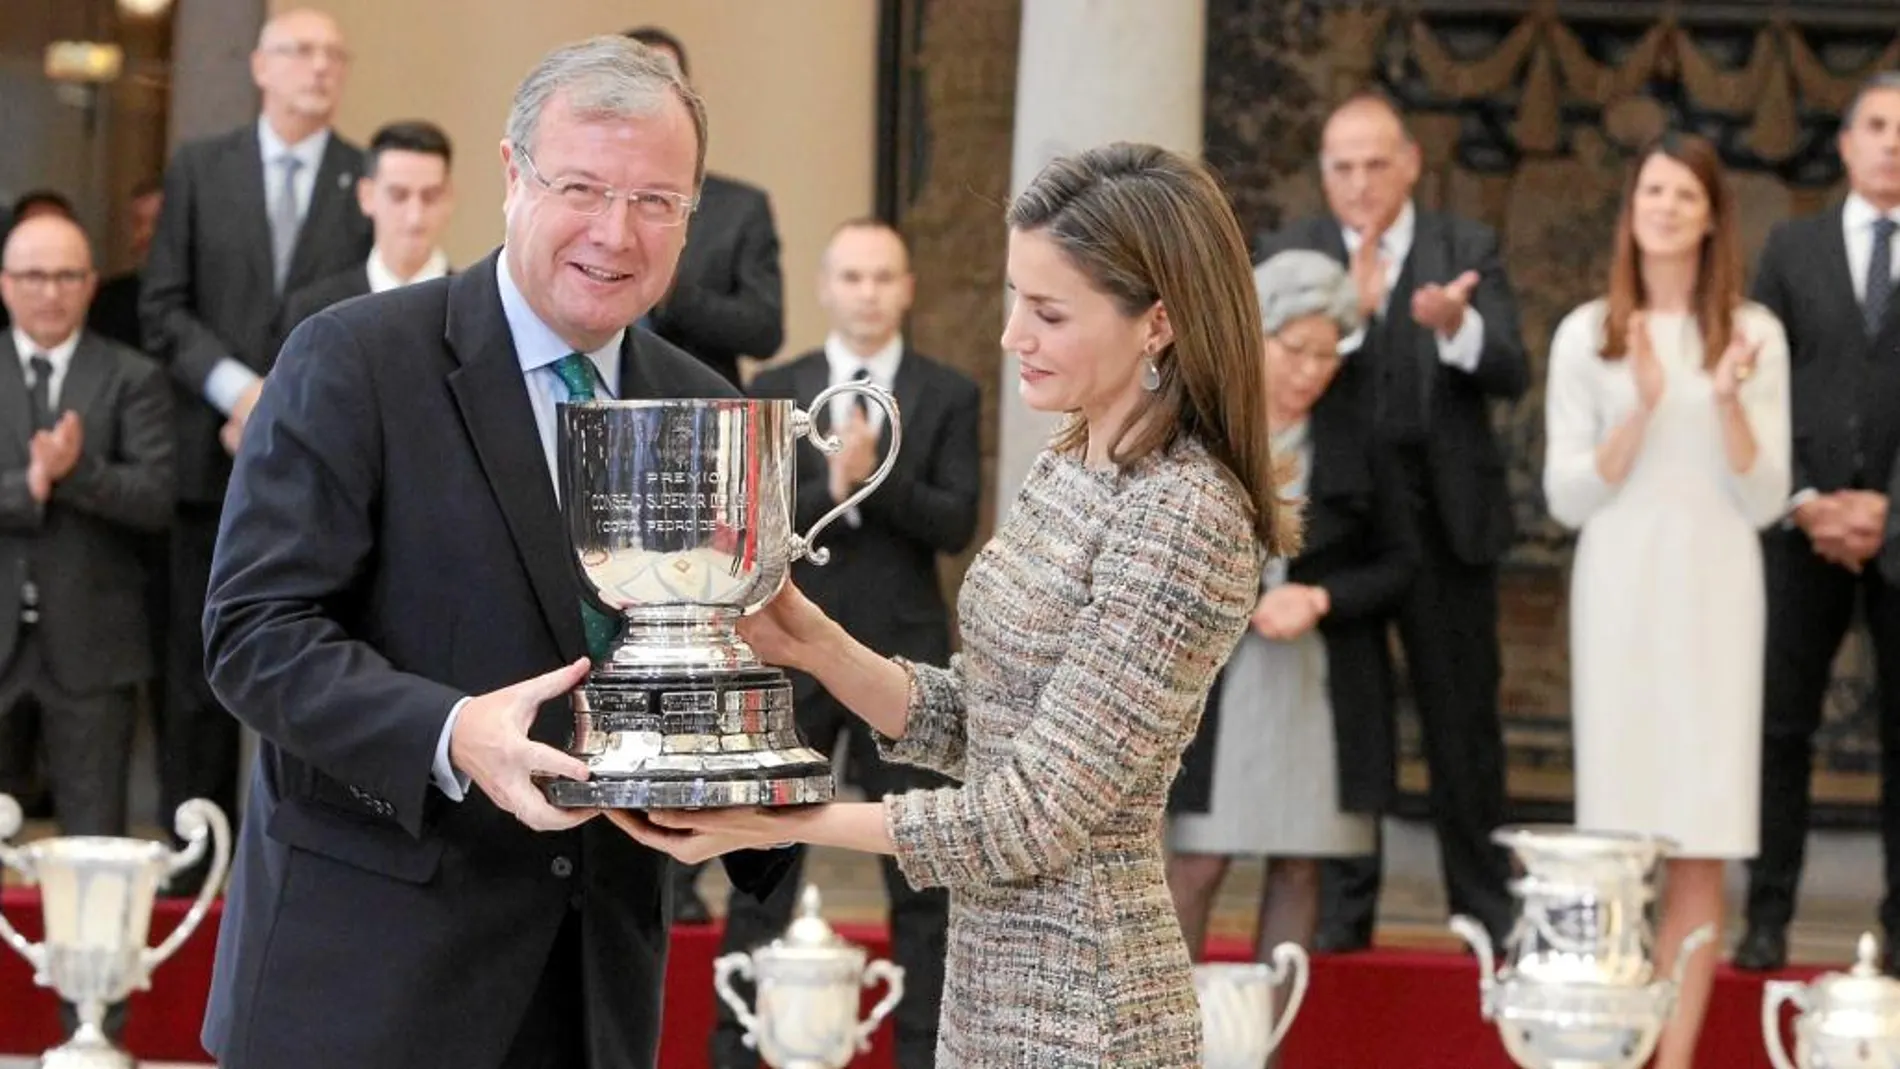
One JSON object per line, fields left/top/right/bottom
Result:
{"left": 141, "top": 7, "right": 371, "bottom": 892}
{"left": 197, "top": 35, "right": 789, "bottom": 1069}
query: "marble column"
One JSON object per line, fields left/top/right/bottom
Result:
{"left": 996, "top": 0, "right": 1206, "bottom": 510}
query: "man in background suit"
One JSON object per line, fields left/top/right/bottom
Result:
{"left": 1738, "top": 73, "right": 1900, "bottom": 971}
{"left": 198, "top": 36, "right": 789, "bottom": 1069}
{"left": 709, "top": 219, "right": 978, "bottom": 1069}
{"left": 282, "top": 120, "right": 456, "bottom": 332}
{"left": 141, "top": 7, "right": 372, "bottom": 878}
{"left": 1257, "top": 91, "right": 1527, "bottom": 951}
{"left": 622, "top": 26, "right": 784, "bottom": 389}
{"left": 0, "top": 212, "right": 172, "bottom": 836}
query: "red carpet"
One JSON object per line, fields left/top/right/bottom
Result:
{"left": 0, "top": 888, "right": 1829, "bottom": 1066}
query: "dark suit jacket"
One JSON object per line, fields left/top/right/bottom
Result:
{"left": 1171, "top": 364, "right": 1419, "bottom": 816}
{"left": 86, "top": 271, "right": 145, "bottom": 353}
{"left": 749, "top": 347, "right": 982, "bottom": 668}
{"left": 140, "top": 123, "right": 373, "bottom": 503}
{"left": 649, "top": 172, "right": 784, "bottom": 385}
{"left": 1754, "top": 203, "right": 1900, "bottom": 499}
{"left": 0, "top": 332, "right": 173, "bottom": 692}
{"left": 1257, "top": 210, "right": 1528, "bottom": 565}
{"left": 200, "top": 250, "right": 790, "bottom": 1069}
{"left": 280, "top": 263, "right": 370, "bottom": 336}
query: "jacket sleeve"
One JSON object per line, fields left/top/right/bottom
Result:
{"left": 1542, "top": 306, "right": 1619, "bottom": 529}
{"left": 1451, "top": 223, "right": 1530, "bottom": 400}
{"left": 202, "top": 312, "right": 462, "bottom": 838}
{"left": 53, "top": 355, "right": 174, "bottom": 532}
{"left": 1750, "top": 224, "right": 1813, "bottom": 494}
{"left": 1313, "top": 444, "right": 1419, "bottom": 622}
{"left": 881, "top": 473, "right": 1256, "bottom": 890}
{"left": 140, "top": 146, "right": 237, "bottom": 396}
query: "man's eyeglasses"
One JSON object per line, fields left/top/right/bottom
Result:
{"left": 262, "top": 41, "right": 352, "bottom": 65}
{"left": 516, "top": 149, "right": 697, "bottom": 228}
{"left": 2, "top": 270, "right": 91, "bottom": 290}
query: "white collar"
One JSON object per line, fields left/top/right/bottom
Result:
{"left": 823, "top": 332, "right": 904, "bottom": 387}
{"left": 11, "top": 327, "right": 78, "bottom": 367}
{"left": 257, "top": 115, "right": 330, "bottom": 171}
{"left": 1845, "top": 193, "right": 1900, "bottom": 232}
{"left": 367, "top": 248, "right": 449, "bottom": 293}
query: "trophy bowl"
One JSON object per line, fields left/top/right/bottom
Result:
{"left": 1193, "top": 944, "right": 1310, "bottom": 1069}
{"left": 544, "top": 383, "right": 902, "bottom": 809}
{"left": 0, "top": 794, "right": 231, "bottom": 1069}
{"left": 1763, "top": 932, "right": 1900, "bottom": 1069}
{"left": 1452, "top": 825, "right": 1714, "bottom": 1069}
{"left": 713, "top": 885, "right": 904, "bottom": 1069}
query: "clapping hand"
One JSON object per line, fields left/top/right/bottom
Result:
{"left": 1411, "top": 270, "right": 1480, "bottom": 337}
{"left": 826, "top": 405, "right": 879, "bottom": 504}
{"left": 1628, "top": 312, "right": 1666, "bottom": 413}
{"left": 1711, "top": 330, "right": 1763, "bottom": 402}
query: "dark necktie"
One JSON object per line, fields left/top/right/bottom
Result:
{"left": 26, "top": 355, "right": 53, "bottom": 432}
{"left": 849, "top": 366, "right": 872, "bottom": 421}
{"left": 1867, "top": 217, "right": 1896, "bottom": 337}
{"left": 549, "top": 353, "right": 620, "bottom": 662}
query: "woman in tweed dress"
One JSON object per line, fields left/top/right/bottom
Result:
{"left": 611, "top": 143, "right": 1294, "bottom": 1067}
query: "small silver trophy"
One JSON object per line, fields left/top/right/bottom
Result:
{"left": 1763, "top": 932, "right": 1900, "bottom": 1068}
{"left": 712, "top": 885, "right": 905, "bottom": 1069}
{"left": 1451, "top": 825, "right": 1715, "bottom": 1069}
{"left": 545, "top": 385, "right": 902, "bottom": 809}
{"left": 1193, "top": 944, "right": 1310, "bottom": 1069}
{"left": 0, "top": 793, "right": 231, "bottom": 1069}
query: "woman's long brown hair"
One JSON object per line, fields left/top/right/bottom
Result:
{"left": 1600, "top": 132, "right": 1744, "bottom": 368}
{"left": 1007, "top": 143, "right": 1299, "bottom": 556}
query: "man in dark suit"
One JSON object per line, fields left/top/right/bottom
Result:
{"left": 0, "top": 212, "right": 173, "bottom": 836}
{"left": 199, "top": 36, "right": 789, "bottom": 1069}
{"left": 1257, "top": 91, "right": 1527, "bottom": 950}
{"left": 140, "top": 7, "right": 372, "bottom": 872}
{"left": 707, "top": 219, "right": 978, "bottom": 1069}
{"left": 1737, "top": 73, "right": 1900, "bottom": 971}
{"left": 622, "top": 26, "right": 784, "bottom": 389}
{"left": 282, "top": 119, "right": 456, "bottom": 332}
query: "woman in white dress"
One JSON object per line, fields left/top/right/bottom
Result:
{"left": 1542, "top": 132, "right": 1790, "bottom": 1069}
{"left": 1167, "top": 250, "right": 1418, "bottom": 967}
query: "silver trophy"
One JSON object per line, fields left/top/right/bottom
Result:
{"left": 1450, "top": 826, "right": 1715, "bottom": 1069}
{"left": 0, "top": 794, "right": 231, "bottom": 1069}
{"left": 1193, "top": 945, "right": 1310, "bottom": 1069}
{"left": 713, "top": 885, "right": 905, "bottom": 1068}
{"left": 543, "top": 384, "right": 901, "bottom": 809}
{"left": 1763, "top": 932, "right": 1900, "bottom": 1068}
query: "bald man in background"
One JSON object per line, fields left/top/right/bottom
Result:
{"left": 141, "top": 7, "right": 371, "bottom": 887}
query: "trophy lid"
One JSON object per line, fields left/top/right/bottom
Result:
{"left": 774, "top": 885, "right": 852, "bottom": 951}
{"left": 1807, "top": 933, "right": 1900, "bottom": 1018}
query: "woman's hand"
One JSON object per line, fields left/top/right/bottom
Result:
{"left": 735, "top": 582, "right": 843, "bottom": 674}
{"left": 1711, "top": 329, "right": 1762, "bottom": 403}
{"left": 1628, "top": 312, "right": 1666, "bottom": 413}
{"left": 606, "top": 806, "right": 799, "bottom": 866}
{"left": 1250, "top": 584, "right": 1327, "bottom": 641}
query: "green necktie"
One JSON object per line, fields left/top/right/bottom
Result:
{"left": 552, "top": 353, "right": 621, "bottom": 663}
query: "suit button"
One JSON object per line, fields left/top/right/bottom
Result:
{"left": 569, "top": 893, "right": 585, "bottom": 911}
{"left": 551, "top": 856, "right": 574, "bottom": 879}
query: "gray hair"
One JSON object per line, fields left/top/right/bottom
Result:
{"left": 504, "top": 35, "right": 708, "bottom": 189}
{"left": 1254, "top": 249, "right": 1360, "bottom": 337}
{"left": 1845, "top": 72, "right": 1900, "bottom": 129}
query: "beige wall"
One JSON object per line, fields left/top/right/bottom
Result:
{"left": 274, "top": 0, "right": 879, "bottom": 362}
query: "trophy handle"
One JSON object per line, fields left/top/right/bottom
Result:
{"left": 1667, "top": 922, "right": 1717, "bottom": 990}
{"left": 142, "top": 799, "right": 231, "bottom": 975}
{"left": 1260, "top": 942, "right": 1310, "bottom": 1056}
{"left": 0, "top": 794, "right": 45, "bottom": 976}
{"left": 1761, "top": 981, "right": 1806, "bottom": 1069}
{"left": 789, "top": 381, "right": 903, "bottom": 566}
{"left": 1448, "top": 914, "right": 1499, "bottom": 1019}
{"left": 712, "top": 953, "right": 762, "bottom": 1046}
{"left": 854, "top": 958, "right": 906, "bottom": 1052}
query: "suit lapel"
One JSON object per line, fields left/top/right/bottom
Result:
{"left": 58, "top": 335, "right": 109, "bottom": 425}
{"left": 886, "top": 349, "right": 926, "bottom": 454}
{"left": 0, "top": 335, "right": 32, "bottom": 457}
{"left": 285, "top": 139, "right": 361, "bottom": 296}
{"left": 1821, "top": 204, "right": 1871, "bottom": 358}
{"left": 1316, "top": 217, "right": 1349, "bottom": 267}
{"left": 231, "top": 128, "right": 276, "bottom": 297}
{"left": 443, "top": 253, "right": 584, "bottom": 661}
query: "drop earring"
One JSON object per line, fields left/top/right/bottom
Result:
{"left": 1141, "top": 356, "right": 1161, "bottom": 392}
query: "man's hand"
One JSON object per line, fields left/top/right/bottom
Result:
{"left": 1250, "top": 584, "right": 1328, "bottom": 641}
{"left": 1411, "top": 270, "right": 1479, "bottom": 338}
{"left": 1798, "top": 492, "right": 1885, "bottom": 572}
{"left": 1350, "top": 230, "right": 1389, "bottom": 321}
{"left": 220, "top": 418, "right": 244, "bottom": 456}
{"left": 606, "top": 806, "right": 797, "bottom": 865}
{"left": 827, "top": 406, "right": 880, "bottom": 504}
{"left": 449, "top": 657, "right": 599, "bottom": 831}
{"left": 222, "top": 380, "right": 266, "bottom": 455}
{"left": 31, "top": 412, "right": 83, "bottom": 483}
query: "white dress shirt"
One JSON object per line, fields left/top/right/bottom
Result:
{"left": 11, "top": 327, "right": 78, "bottom": 410}
{"left": 1843, "top": 193, "right": 1900, "bottom": 300}
{"left": 202, "top": 119, "right": 336, "bottom": 416}
{"left": 367, "top": 248, "right": 450, "bottom": 294}
{"left": 430, "top": 253, "right": 624, "bottom": 801}
{"left": 1337, "top": 201, "right": 1486, "bottom": 372}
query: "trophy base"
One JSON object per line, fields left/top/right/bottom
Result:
{"left": 545, "top": 665, "right": 837, "bottom": 810}
{"left": 40, "top": 1042, "right": 133, "bottom": 1069}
